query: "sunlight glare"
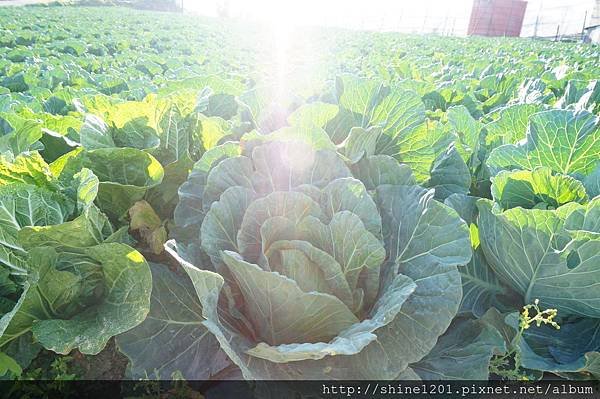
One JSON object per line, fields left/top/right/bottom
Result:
{"left": 185, "top": 0, "right": 474, "bottom": 34}
{"left": 272, "top": 13, "right": 290, "bottom": 103}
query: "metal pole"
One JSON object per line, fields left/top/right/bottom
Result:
{"left": 581, "top": 10, "right": 588, "bottom": 40}
{"left": 397, "top": 10, "right": 403, "bottom": 33}
{"left": 442, "top": 16, "right": 448, "bottom": 36}
{"left": 536, "top": 0, "right": 544, "bottom": 38}
{"left": 555, "top": 24, "right": 560, "bottom": 41}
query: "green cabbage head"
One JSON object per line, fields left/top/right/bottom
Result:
{"left": 123, "top": 136, "right": 472, "bottom": 379}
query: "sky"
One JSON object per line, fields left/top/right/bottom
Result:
{"left": 183, "top": 0, "right": 597, "bottom": 37}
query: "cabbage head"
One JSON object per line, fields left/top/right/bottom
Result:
{"left": 119, "top": 136, "right": 473, "bottom": 380}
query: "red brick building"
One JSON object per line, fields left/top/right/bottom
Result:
{"left": 468, "top": 0, "right": 528, "bottom": 37}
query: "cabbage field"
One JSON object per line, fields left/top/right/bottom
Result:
{"left": 0, "top": 4, "right": 599, "bottom": 384}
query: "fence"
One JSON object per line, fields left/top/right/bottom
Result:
{"left": 182, "top": 0, "right": 598, "bottom": 40}
{"left": 520, "top": 0, "right": 596, "bottom": 39}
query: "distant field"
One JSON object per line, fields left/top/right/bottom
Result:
{"left": 0, "top": 0, "right": 52, "bottom": 5}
